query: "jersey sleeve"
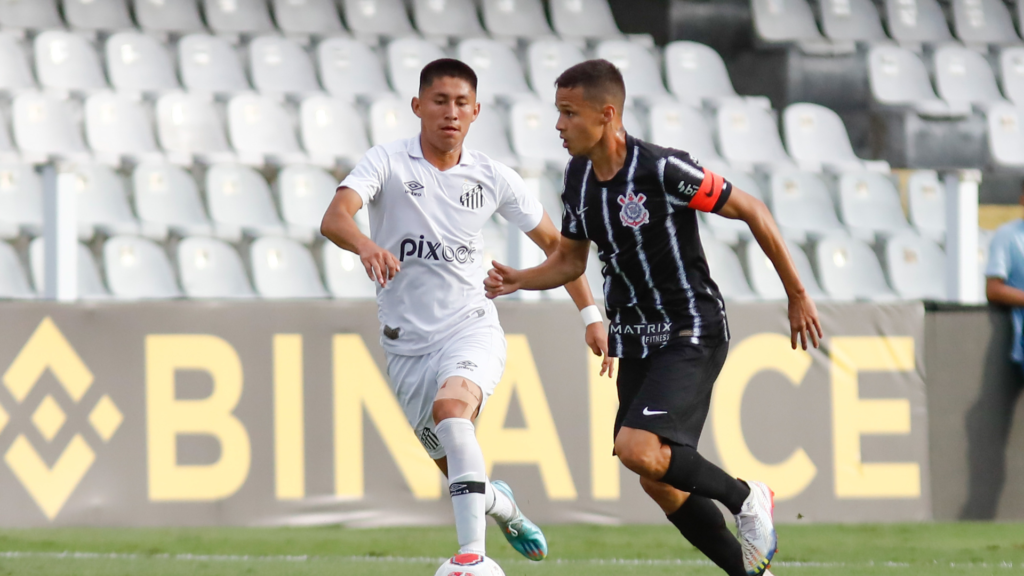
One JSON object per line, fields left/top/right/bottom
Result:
{"left": 337, "top": 145, "right": 389, "bottom": 206}
{"left": 986, "top": 227, "right": 1013, "bottom": 279}
{"left": 660, "top": 152, "right": 732, "bottom": 214}
{"left": 560, "top": 162, "right": 587, "bottom": 241}
{"left": 494, "top": 163, "right": 544, "bottom": 232}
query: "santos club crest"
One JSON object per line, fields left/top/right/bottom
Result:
{"left": 618, "top": 191, "right": 649, "bottom": 228}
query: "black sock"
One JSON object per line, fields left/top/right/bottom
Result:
{"left": 660, "top": 445, "right": 750, "bottom": 514}
{"left": 667, "top": 496, "right": 746, "bottom": 576}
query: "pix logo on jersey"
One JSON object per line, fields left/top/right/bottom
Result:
{"left": 399, "top": 235, "right": 477, "bottom": 264}
{"left": 618, "top": 191, "right": 650, "bottom": 228}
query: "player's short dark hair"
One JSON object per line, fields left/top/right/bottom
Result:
{"left": 554, "top": 59, "right": 626, "bottom": 109}
{"left": 419, "top": 58, "right": 478, "bottom": 94}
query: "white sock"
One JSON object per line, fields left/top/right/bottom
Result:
{"left": 435, "top": 418, "right": 486, "bottom": 555}
{"left": 485, "top": 480, "right": 517, "bottom": 525}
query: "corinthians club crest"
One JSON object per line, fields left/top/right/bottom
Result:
{"left": 618, "top": 191, "right": 650, "bottom": 228}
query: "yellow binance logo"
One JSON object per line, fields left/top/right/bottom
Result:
{"left": 1, "top": 317, "right": 123, "bottom": 519}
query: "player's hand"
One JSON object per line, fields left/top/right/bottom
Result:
{"left": 585, "top": 321, "right": 615, "bottom": 378}
{"left": 484, "top": 261, "right": 522, "bottom": 299}
{"left": 788, "top": 290, "right": 823, "bottom": 350}
{"left": 357, "top": 239, "right": 400, "bottom": 287}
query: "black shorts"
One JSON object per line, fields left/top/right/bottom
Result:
{"left": 614, "top": 339, "right": 729, "bottom": 449}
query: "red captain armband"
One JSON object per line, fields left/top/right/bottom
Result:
{"left": 687, "top": 168, "right": 726, "bottom": 213}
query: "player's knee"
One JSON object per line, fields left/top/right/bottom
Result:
{"left": 615, "top": 440, "right": 661, "bottom": 478}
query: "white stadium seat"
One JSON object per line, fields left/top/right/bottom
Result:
{"left": 105, "top": 32, "right": 180, "bottom": 94}
{"left": 481, "top": 0, "right": 552, "bottom": 39}
{"left": 0, "top": 0, "right": 63, "bottom": 32}
{"left": 155, "top": 91, "right": 234, "bottom": 164}
{"left": 250, "top": 236, "right": 327, "bottom": 299}
{"left": 316, "top": 38, "right": 392, "bottom": 101}
{"left": 0, "top": 33, "right": 37, "bottom": 94}
{"left": 0, "top": 240, "right": 34, "bottom": 299}
{"left": 647, "top": 103, "right": 726, "bottom": 167}
{"left": 768, "top": 171, "right": 843, "bottom": 243}
{"left": 276, "top": 164, "right": 338, "bottom": 242}
{"left": 814, "top": 235, "right": 896, "bottom": 302}
{"left": 177, "top": 236, "right": 256, "bottom": 299}
{"left": 884, "top": 232, "right": 947, "bottom": 300}
{"left": 509, "top": 99, "right": 566, "bottom": 170}
{"left": 205, "top": 163, "right": 286, "bottom": 239}
{"left": 835, "top": 171, "right": 911, "bottom": 242}
{"left": 64, "top": 0, "right": 133, "bottom": 32}
{"left": 412, "top": 0, "right": 485, "bottom": 39}
{"left": 68, "top": 163, "right": 140, "bottom": 239}
{"left": 201, "top": 0, "right": 275, "bottom": 35}
{"left": 299, "top": 95, "right": 370, "bottom": 167}
{"left": 34, "top": 31, "right": 108, "bottom": 93}
{"left": 132, "top": 0, "right": 206, "bottom": 34}
{"left": 103, "top": 235, "right": 182, "bottom": 299}
{"left": 84, "top": 91, "right": 161, "bottom": 164}
{"left": 464, "top": 105, "right": 518, "bottom": 168}
{"left": 743, "top": 239, "right": 826, "bottom": 301}
{"left": 248, "top": 36, "right": 321, "bottom": 97}
{"left": 457, "top": 39, "right": 534, "bottom": 104}
{"left": 526, "top": 39, "right": 585, "bottom": 102}
{"left": 11, "top": 92, "right": 89, "bottom": 162}
{"left": 132, "top": 162, "right": 214, "bottom": 238}
{"left": 907, "top": 170, "right": 945, "bottom": 243}
{"left": 227, "top": 93, "right": 305, "bottom": 165}
{"left": 595, "top": 40, "right": 671, "bottom": 105}
{"left": 271, "top": 0, "right": 345, "bottom": 36}
{"left": 339, "top": 0, "right": 415, "bottom": 38}
{"left": 368, "top": 98, "right": 420, "bottom": 146}
{"left": 716, "top": 101, "right": 795, "bottom": 170}
{"left": 702, "top": 237, "right": 757, "bottom": 301}
{"left": 0, "top": 163, "right": 43, "bottom": 238}
{"left": 322, "top": 241, "right": 378, "bottom": 299}
{"left": 29, "top": 238, "right": 109, "bottom": 298}
{"left": 179, "top": 34, "right": 251, "bottom": 94}
{"left": 386, "top": 38, "right": 446, "bottom": 99}
{"left": 549, "top": 0, "right": 622, "bottom": 40}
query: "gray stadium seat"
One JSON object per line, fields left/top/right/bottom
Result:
{"left": 0, "top": 163, "right": 42, "bottom": 238}
{"left": 481, "top": 0, "right": 552, "bottom": 39}
{"left": 105, "top": 32, "right": 180, "bottom": 94}
{"left": 69, "top": 163, "right": 140, "bottom": 239}
{"left": 881, "top": 0, "right": 953, "bottom": 46}
{"left": 743, "top": 239, "right": 826, "bottom": 301}
{"left": 907, "top": 169, "right": 945, "bottom": 242}
{"left": 202, "top": 0, "right": 274, "bottom": 35}
{"left": 999, "top": 48, "right": 1024, "bottom": 107}
{"left": 339, "top": 0, "right": 414, "bottom": 39}
{"left": 104, "top": 235, "right": 182, "bottom": 299}
{"left": 63, "top": 0, "right": 133, "bottom": 32}
{"left": 549, "top": 0, "right": 622, "bottom": 41}
{"left": 664, "top": 41, "right": 768, "bottom": 110}
{"left": 647, "top": 103, "right": 725, "bottom": 167}
{"left": 701, "top": 237, "right": 756, "bottom": 301}
{"left": 815, "top": 235, "right": 896, "bottom": 301}
{"left": 178, "top": 34, "right": 251, "bottom": 94}
{"left": 177, "top": 236, "right": 256, "bottom": 298}
{"left": 299, "top": 95, "right": 370, "bottom": 167}
{"left": 526, "top": 39, "right": 585, "bottom": 102}
{"left": 0, "top": 240, "right": 33, "bottom": 299}
{"left": 951, "top": 0, "right": 1020, "bottom": 45}
{"left": 0, "top": 33, "right": 37, "bottom": 94}
{"left": 34, "top": 31, "right": 108, "bottom": 93}
{"left": 985, "top": 102, "right": 1024, "bottom": 168}
{"left": 700, "top": 167, "right": 764, "bottom": 245}
{"left": 457, "top": 39, "right": 534, "bottom": 104}
{"left": 155, "top": 92, "right": 233, "bottom": 164}
{"left": 84, "top": 91, "right": 161, "bottom": 165}
{"left": 271, "top": 0, "right": 345, "bottom": 36}
{"left": 386, "top": 38, "right": 446, "bottom": 99}
{"left": 595, "top": 40, "right": 671, "bottom": 105}
{"left": 205, "top": 163, "right": 286, "bottom": 239}
{"left": 412, "top": 0, "right": 485, "bottom": 39}
{"left": 933, "top": 45, "right": 1008, "bottom": 108}
{"left": 132, "top": 0, "right": 205, "bottom": 34}
{"left": 250, "top": 236, "right": 327, "bottom": 298}
{"left": 819, "top": 0, "right": 886, "bottom": 42}
{"left": 0, "top": 0, "right": 62, "bottom": 32}
{"left": 11, "top": 92, "right": 89, "bottom": 162}
{"left": 716, "top": 101, "right": 795, "bottom": 170}
{"left": 249, "top": 36, "right": 321, "bottom": 97}
{"left": 884, "top": 231, "right": 946, "bottom": 300}
{"left": 322, "top": 241, "right": 378, "bottom": 299}
{"left": 276, "top": 164, "right": 337, "bottom": 242}
{"left": 464, "top": 105, "right": 517, "bottom": 168}
{"left": 316, "top": 38, "right": 392, "bottom": 102}
{"left": 750, "top": 0, "right": 824, "bottom": 44}
{"left": 868, "top": 45, "right": 970, "bottom": 116}
{"left": 509, "top": 99, "right": 566, "bottom": 170}
{"left": 835, "top": 171, "right": 911, "bottom": 242}
{"left": 768, "top": 170, "right": 843, "bottom": 242}
{"left": 783, "top": 103, "right": 888, "bottom": 172}
{"left": 0, "top": 108, "right": 16, "bottom": 162}
{"left": 29, "top": 238, "right": 109, "bottom": 298}
{"left": 368, "top": 98, "right": 420, "bottom": 146}
{"left": 132, "top": 162, "right": 214, "bottom": 238}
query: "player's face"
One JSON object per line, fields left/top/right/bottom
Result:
{"left": 555, "top": 86, "right": 608, "bottom": 158}
{"left": 413, "top": 76, "right": 480, "bottom": 154}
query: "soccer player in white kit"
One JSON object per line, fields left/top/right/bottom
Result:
{"left": 320, "top": 59, "right": 613, "bottom": 561}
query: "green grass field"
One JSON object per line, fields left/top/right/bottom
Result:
{"left": 0, "top": 523, "right": 1020, "bottom": 576}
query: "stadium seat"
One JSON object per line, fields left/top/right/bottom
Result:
{"left": 316, "top": 38, "right": 392, "bottom": 102}
{"left": 368, "top": 98, "right": 420, "bottom": 146}
{"left": 768, "top": 170, "right": 843, "bottom": 242}
{"left": 750, "top": 0, "right": 825, "bottom": 45}
{"left": 621, "top": 107, "right": 646, "bottom": 141}
{"left": 835, "top": 171, "right": 912, "bottom": 242}
{"left": 205, "top": 163, "right": 286, "bottom": 239}
{"left": 716, "top": 101, "right": 795, "bottom": 171}
{"left": 647, "top": 103, "right": 725, "bottom": 167}
{"left": 178, "top": 34, "right": 251, "bottom": 94}
{"left": 525, "top": 39, "right": 586, "bottom": 102}
{"left": 595, "top": 40, "right": 671, "bottom": 105}
{"left": 456, "top": 39, "right": 534, "bottom": 104}
{"left": 63, "top": 0, "right": 133, "bottom": 32}
{"left": 782, "top": 103, "right": 888, "bottom": 172}
{"left": 0, "top": 0, "right": 62, "bottom": 32}
{"left": 818, "top": 0, "right": 886, "bottom": 42}
{"left": 132, "top": 162, "right": 214, "bottom": 238}
{"left": 814, "top": 235, "right": 896, "bottom": 301}
{"left": 464, "top": 105, "right": 518, "bottom": 168}
{"left": 0, "top": 33, "right": 38, "bottom": 94}
{"left": 950, "top": 0, "right": 1020, "bottom": 45}
{"left": 69, "top": 163, "right": 141, "bottom": 239}
{"left": 249, "top": 36, "right": 321, "bottom": 97}
{"left": 0, "top": 163, "right": 43, "bottom": 238}
{"left": 884, "top": 231, "right": 946, "bottom": 300}
{"left": 881, "top": 0, "right": 953, "bottom": 46}
{"left": 155, "top": 92, "right": 233, "bottom": 164}
{"left": 664, "top": 41, "right": 768, "bottom": 110}
{"left": 29, "top": 238, "right": 109, "bottom": 298}
{"left": 933, "top": 45, "right": 1008, "bottom": 109}
{"left": 276, "top": 164, "right": 337, "bottom": 242}
{"left": 549, "top": 0, "right": 622, "bottom": 41}
{"left": 743, "top": 239, "right": 826, "bottom": 300}
{"left": 322, "top": 241, "right": 377, "bottom": 299}
{"left": 271, "top": 0, "right": 345, "bottom": 36}
{"left": 105, "top": 32, "right": 180, "bottom": 94}
{"left": 34, "top": 31, "right": 108, "bottom": 93}
{"left": 250, "top": 236, "right": 327, "bottom": 298}
{"left": 339, "top": 0, "right": 415, "bottom": 39}
{"left": 481, "top": 0, "right": 552, "bottom": 39}
{"left": 985, "top": 102, "right": 1024, "bottom": 169}
{"left": 0, "top": 109, "right": 17, "bottom": 162}
{"left": 201, "top": 0, "right": 274, "bottom": 35}
{"left": 999, "top": 48, "right": 1024, "bottom": 107}
{"left": 868, "top": 45, "right": 970, "bottom": 116}
{"left": 103, "top": 235, "right": 182, "bottom": 299}
{"left": 177, "top": 236, "right": 256, "bottom": 298}
{"left": 11, "top": 92, "right": 89, "bottom": 162}
{"left": 700, "top": 167, "right": 764, "bottom": 245}
{"left": 299, "top": 95, "right": 370, "bottom": 167}
{"left": 0, "top": 240, "right": 34, "bottom": 299}
{"left": 701, "top": 237, "right": 757, "bottom": 301}
{"left": 907, "top": 169, "right": 945, "bottom": 242}
{"left": 412, "top": 0, "right": 485, "bottom": 39}
{"left": 509, "top": 99, "right": 566, "bottom": 170}
{"left": 132, "top": 0, "right": 206, "bottom": 34}
{"left": 84, "top": 91, "right": 161, "bottom": 165}
{"left": 386, "top": 38, "right": 446, "bottom": 99}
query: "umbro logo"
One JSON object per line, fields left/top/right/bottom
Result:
{"left": 460, "top": 182, "right": 483, "bottom": 210}
{"left": 405, "top": 180, "right": 424, "bottom": 197}
{"left": 456, "top": 360, "right": 477, "bottom": 371}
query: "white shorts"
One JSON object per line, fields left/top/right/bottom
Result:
{"left": 385, "top": 322, "right": 506, "bottom": 459}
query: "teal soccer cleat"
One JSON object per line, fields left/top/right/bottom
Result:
{"left": 491, "top": 480, "right": 548, "bottom": 561}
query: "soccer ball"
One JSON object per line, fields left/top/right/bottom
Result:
{"left": 434, "top": 553, "right": 505, "bottom": 576}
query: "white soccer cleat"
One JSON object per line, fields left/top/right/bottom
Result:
{"left": 734, "top": 480, "right": 777, "bottom": 576}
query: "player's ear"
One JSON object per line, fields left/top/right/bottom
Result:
{"left": 411, "top": 96, "right": 422, "bottom": 119}
{"left": 602, "top": 103, "right": 616, "bottom": 124}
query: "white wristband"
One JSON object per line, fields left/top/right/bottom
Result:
{"left": 580, "top": 305, "right": 603, "bottom": 326}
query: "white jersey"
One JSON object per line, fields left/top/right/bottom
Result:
{"left": 339, "top": 135, "right": 543, "bottom": 356}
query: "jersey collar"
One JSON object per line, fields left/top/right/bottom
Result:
{"left": 407, "top": 134, "right": 477, "bottom": 167}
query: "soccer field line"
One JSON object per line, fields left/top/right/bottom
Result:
{"left": 0, "top": 551, "right": 1021, "bottom": 570}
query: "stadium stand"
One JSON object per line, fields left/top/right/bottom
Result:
{"left": 71, "top": 163, "right": 140, "bottom": 240}
{"left": 387, "top": 37, "right": 446, "bottom": 99}
{"left": 177, "top": 236, "right": 256, "bottom": 299}
{"left": 368, "top": 98, "right": 420, "bottom": 146}
{"left": 814, "top": 235, "right": 897, "bottom": 301}
{"left": 950, "top": 0, "right": 1020, "bottom": 46}
{"left": 908, "top": 170, "right": 947, "bottom": 243}
{"left": 595, "top": 40, "right": 671, "bottom": 104}
{"left": 178, "top": 34, "right": 251, "bottom": 94}
{"left": 226, "top": 93, "right": 306, "bottom": 165}
{"left": 0, "top": 240, "right": 34, "bottom": 299}
{"left": 316, "top": 38, "right": 392, "bottom": 101}
{"left": 481, "top": 0, "right": 553, "bottom": 39}
{"left": 340, "top": 0, "right": 415, "bottom": 39}
{"left": 132, "top": 0, "right": 206, "bottom": 35}
{"left": 999, "top": 47, "right": 1024, "bottom": 107}
{"left": 34, "top": 31, "right": 108, "bottom": 93}
{"left": 702, "top": 237, "right": 757, "bottom": 301}
{"left": 84, "top": 91, "right": 162, "bottom": 165}
{"left": 322, "top": 242, "right": 378, "bottom": 299}
{"left": 457, "top": 39, "right": 534, "bottom": 104}
{"left": 12, "top": 92, "right": 89, "bottom": 164}
{"left": 768, "top": 171, "right": 844, "bottom": 242}
{"left": 275, "top": 164, "right": 337, "bottom": 242}
{"left": 509, "top": 100, "right": 565, "bottom": 170}
{"left": 271, "top": 0, "right": 345, "bottom": 37}
{"left": 131, "top": 162, "right": 214, "bottom": 239}
{"left": 716, "top": 101, "right": 795, "bottom": 171}
{"left": 664, "top": 41, "right": 770, "bottom": 110}
{"left": 28, "top": 239, "right": 109, "bottom": 299}
{"left": 299, "top": 95, "right": 370, "bottom": 168}
{"left": 819, "top": 0, "right": 887, "bottom": 43}
{"left": 105, "top": 32, "right": 181, "bottom": 94}
{"left": 0, "top": 163, "right": 42, "bottom": 239}
{"left": 525, "top": 39, "right": 586, "bottom": 101}
{"left": 201, "top": 0, "right": 275, "bottom": 36}
{"left": 743, "top": 239, "right": 826, "bottom": 301}
{"left": 933, "top": 45, "right": 1008, "bottom": 109}
{"left": 63, "top": 0, "right": 133, "bottom": 33}
{"left": 412, "top": 0, "right": 486, "bottom": 39}
{"left": 700, "top": 168, "right": 764, "bottom": 246}
{"left": 205, "top": 163, "right": 286, "bottom": 240}
{"left": 834, "top": 171, "right": 912, "bottom": 242}
{"left": 549, "top": 0, "right": 623, "bottom": 40}
{"left": 648, "top": 103, "right": 727, "bottom": 168}
{"left": 0, "top": 33, "right": 38, "bottom": 93}
{"left": 884, "top": 231, "right": 947, "bottom": 300}
{"left": 882, "top": 0, "right": 953, "bottom": 46}
{"left": 783, "top": 103, "right": 889, "bottom": 173}
{"left": 155, "top": 92, "right": 234, "bottom": 164}
{"left": 249, "top": 36, "right": 322, "bottom": 97}
{"left": 103, "top": 235, "right": 182, "bottom": 299}
{"left": 0, "top": 0, "right": 62, "bottom": 32}
{"left": 250, "top": 236, "right": 327, "bottom": 299}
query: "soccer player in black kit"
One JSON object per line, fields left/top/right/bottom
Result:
{"left": 484, "top": 60, "right": 823, "bottom": 576}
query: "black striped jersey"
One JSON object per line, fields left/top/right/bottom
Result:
{"left": 560, "top": 135, "right": 733, "bottom": 358}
